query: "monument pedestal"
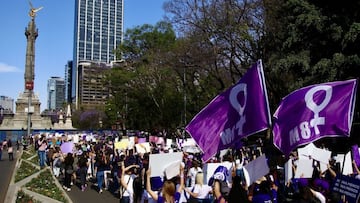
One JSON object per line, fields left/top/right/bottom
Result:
{"left": 0, "top": 91, "right": 52, "bottom": 130}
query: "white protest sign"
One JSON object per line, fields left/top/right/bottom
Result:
{"left": 244, "top": 154, "right": 270, "bottom": 184}
{"left": 164, "top": 160, "right": 182, "bottom": 179}
{"left": 166, "top": 139, "right": 173, "bottom": 148}
{"left": 335, "top": 154, "right": 345, "bottom": 171}
{"left": 72, "top": 134, "right": 79, "bottom": 144}
{"left": 135, "top": 142, "right": 151, "bottom": 154}
{"left": 297, "top": 142, "right": 316, "bottom": 157}
{"left": 343, "top": 152, "right": 353, "bottom": 176}
{"left": 294, "top": 157, "right": 314, "bottom": 178}
{"left": 149, "top": 152, "right": 183, "bottom": 177}
{"left": 284, "top": 159, "right": 293, "bottom": 184}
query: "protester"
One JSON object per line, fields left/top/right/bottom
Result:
{"left": 52, "top": 146, "right": 62, "bottom": 177}
{"left": 228, "top": 175, "right": 249, "bottom": 203}
{"left": 208, "top": 166, "right": 230, "bottom": 203}
{"left": 37, "top": 134, "right": 48, "bottom": 168}
{"left": 146, "top": 164, "right": 185, "bottom": 203}
{"left": 0, "top": 142, "right": 2, "bottom": 161}
{"left": 7, "top": 139, "right": 13, "bottom": 161}
{"left": 95, "top": 150, "right": 109, "bottom": 193}
{"left": 183, "top": 172, "right": 212, "bottom": 203}
{"left": 120, "top": 163, "right": 143, "bottom": 203}
{"left": 78, "top": 151, "right": 89, "bottom": 191}
{"left": 63, "top": 152, "right": 75, "bottom": 191}
{"left": 186, "top": 159, "right": 202, "bottom": 187}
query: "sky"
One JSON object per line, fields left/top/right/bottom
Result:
{"left": 0, "top": 0, "right": 167, "bottom": 112}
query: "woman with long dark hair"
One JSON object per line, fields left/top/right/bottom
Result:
{"left": 63, "top": 153, "right": 74, "bottom": 191}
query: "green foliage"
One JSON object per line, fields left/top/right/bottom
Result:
{"left": 25, "top": 169, "right": 68, "bottom": 203}
{"left": 264, "top": 0, "right": 360, "bottom": 107}
{"left": 15, "top": 160, "right": 39, "bottom": 183}
{"left": 16, "top": 189, "right": 41, "bottom": 203}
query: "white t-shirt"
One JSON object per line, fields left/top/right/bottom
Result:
{"left": 192, "top": 184, "right": 212, "bottom": 199}
{"left": 123, "top": 174, "right": 135, "bottom": 197}
{"left": 124, "top": 175, "right": 148, "bottom": 203}
{"left": 187, "top": 167, "right": 202, "bottom": 187}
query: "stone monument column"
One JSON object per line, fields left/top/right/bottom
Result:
{"left": 13, "top": 3, "right": 49, "bottom": 130}
{"left": 0, "top": 3, "right": 54, "bottom": 130}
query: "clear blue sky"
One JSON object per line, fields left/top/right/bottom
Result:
{"left": 0, "top": 0, "right": 166, "bottom": 112}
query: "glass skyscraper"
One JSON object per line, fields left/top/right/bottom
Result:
{"left": 72, "top": 0, "right": 124, "bottom": 108}
{"left": 47, "top": 77, "right": 65, "bottom": 110}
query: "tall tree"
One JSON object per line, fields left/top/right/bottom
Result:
{"left": 264, "top": 0, "right": 360, "bottom": 108}
{"left": 108, "top": 22, "right": 183, "bottom": 131}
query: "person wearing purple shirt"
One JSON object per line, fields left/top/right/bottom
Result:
{"left": 251, "top": 180, "right": 277, "bottom": 203}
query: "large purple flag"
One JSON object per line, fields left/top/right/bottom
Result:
{"left": 186, "top": 60, "right": 271, "bottom": 162}
{"left": 273, "top": 79, "right": 358, "bottom": 156}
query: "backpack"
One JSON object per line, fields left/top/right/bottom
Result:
{"left": 34, "top": 140, "right": 40, "bottom": 150}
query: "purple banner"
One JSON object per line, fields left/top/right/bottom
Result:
{"left": 273, "top": 79, "right": 358, "bottom": 156}
{"left": 186, "top": 60, "right": 271, "bottom": 162}
{"left": 332, "top": 174, "right": 360, "bottom": 203}
{"left": 351, "top": 144, "right": 360, "bottom": 168}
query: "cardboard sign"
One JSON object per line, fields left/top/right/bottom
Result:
{"left": 294, "top": 157, "right": 314, "bottom": 178}
{"left": 164, "top": 160, "right": 182, "bottom": 179}
{"left": 135, "top": 142, "right": 151, "bottom": 153}
{"left": 284, "top": 159, "right": 293, "bottom": 184}
{"left": 149, "top": 152, "right": 183, "bottom": 177}
{"left": 114, "top": 139, "right": 129, "bottom": 150}
{"left": 61, "top": 142, "right": 74, "bottom": 154}
{"left": 244, "top": 154, "right": 270, "bottom": 184}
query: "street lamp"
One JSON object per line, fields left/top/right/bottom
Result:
{"left": 25, "top": 81, "right": 34, "bottom": 138}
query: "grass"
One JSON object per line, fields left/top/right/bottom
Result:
{"left": 14, "top": 160, "right": 39, "bottom": 183}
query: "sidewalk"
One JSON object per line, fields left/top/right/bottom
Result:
{"left": 4, "top": 146, "right": 119, "bottom": 203}
{"left": 0, "top": 149, "right": 19, "bottom": 203}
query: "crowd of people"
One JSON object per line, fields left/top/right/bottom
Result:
{"left": 28, "top": 132, "right": 356, "bottom": 203}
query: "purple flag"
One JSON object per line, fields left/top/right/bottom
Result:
{"left": 351, "top": 144, "right": 360, "bottom": 168}
{"left": 186, "top": 60, "right": 271, "bottom": 162}
{"left": 273, "top": 79, "right": 358, "bottom": 156}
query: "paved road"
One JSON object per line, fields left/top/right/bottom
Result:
{"left": 57, "top": 175, "right": 120, "bottom": 203}
{"left": 0, "top": 149, "right": 19, "bottom": 203}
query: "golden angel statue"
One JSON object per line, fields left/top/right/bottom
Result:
{"left": 28, "top": 0, "right": 43, "bottom": 18}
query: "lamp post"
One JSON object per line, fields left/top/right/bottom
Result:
{"left": 25, "top": 81, "right": 34, "bottom": 138}
{"left": 183, "top": 66, "right": 187, "bottom": 126}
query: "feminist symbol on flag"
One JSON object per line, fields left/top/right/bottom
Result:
{"left": 220, "top": 83, "right": 248, "bottom": 145}
{"left": 305, "top": 85, "right": 332, "bottom": 135}
{"left": 230, "top": 83, "right": 248, "bottom": 135}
